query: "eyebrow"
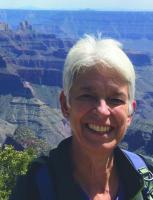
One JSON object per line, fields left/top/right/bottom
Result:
{"left": 79, "top": 87, "right": 98, "bottom": 94}
{"left": 80, "top": 86, "right": 128, "bottom": 98}
{"left": 115, "top": 92, "right": 127, "bottom": 98}
{"left": 80, "top": 86, "right": 93, "bottom": 92}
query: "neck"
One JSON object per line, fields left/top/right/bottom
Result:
{"left": 71, "top": 140, "right": 119, "bottom": 199}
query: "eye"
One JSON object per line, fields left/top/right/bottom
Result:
{"left": 78, "top": 94, "right": 97, "bottom": 101}
{"left": 80, "top": 94, "right": 93, "bottom": 99}
{"left": 107, "top": 98, "right": 125, "bottom": 106}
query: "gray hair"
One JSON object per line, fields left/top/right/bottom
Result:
{"left": 63, "top": 35, "right": 135, "bottom": 114}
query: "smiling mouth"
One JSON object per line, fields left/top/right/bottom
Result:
{"left": 88, "top": 124, "right": 111, "bottom": 133}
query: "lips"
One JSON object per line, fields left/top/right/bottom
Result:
{"left": 88, "top": 123, "right": 111, "bottom": 133}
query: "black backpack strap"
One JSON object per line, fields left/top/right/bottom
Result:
{"left": 138, "top": 154, "right": 153, "bottom": 173}
{"left": 122, "top": 150, "right": 148, "bottom": 170}
{"left": 10, "top": 161, "right": 42, "bottom": 200}
{"left": 46, "top": 137, "right": 86, "bottom": 200}
{"left": 31, "top": 137, "right": 88, "bottom": 200}
{"left": 35, "top": 165, "right": 55, "bottom": 200}
{"left": 122, "top": 150, "right": 153, "bottom": 200}
{"left": 137, "top": 154, "right": 153, "bottom": 200}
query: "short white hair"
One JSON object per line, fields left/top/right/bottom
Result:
{"left": 63, "top": 35, "right": 135, "bottom": 114}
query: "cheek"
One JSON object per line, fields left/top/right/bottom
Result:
{"left": 69, "top": 101, "right": 91, "bottom": 118}
{"left": 113, "top": 106, "right": 130, "bottom": 125}
{"left": 68, "top": 104, "right": 90, "bottom": 132}
{"left": 68, "top": 107, "right": 83, "bottom": 128}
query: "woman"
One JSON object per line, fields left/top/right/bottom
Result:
{"left": 10, "top": 35, "right": 153, "bottom": 200}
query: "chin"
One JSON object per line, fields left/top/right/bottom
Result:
{"left": 80, "top": 136, "right": 118, "bottom": 154}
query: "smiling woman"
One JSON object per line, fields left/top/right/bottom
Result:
{"left": 61, "top": 67, "right": 132, "bottom": 154}
{"left": 10, "top": 35, "right": 153, "bottom": 200}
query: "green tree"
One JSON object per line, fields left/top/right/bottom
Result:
{"left": 13, "top": 126, "right": 50, "bottom": 155}
{"left": 0, "top": 145, "right": 36, "bottom": 200}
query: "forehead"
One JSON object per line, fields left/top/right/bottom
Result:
{"left": 70, "top": 67, "right": 129, "bottom": 96}
{"left": 74, "top": 66, "right": 127, "bottom": 86}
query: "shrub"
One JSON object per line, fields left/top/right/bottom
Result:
{"left": 0, "top": 145, "right": 36, "bottom": 200}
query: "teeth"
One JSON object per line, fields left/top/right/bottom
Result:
{"left": 88, "top": 124, "right": 110, "bottom": 132}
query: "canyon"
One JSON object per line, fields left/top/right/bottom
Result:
{"left": 0, "top": 10, "right": 153, "bottom": 157}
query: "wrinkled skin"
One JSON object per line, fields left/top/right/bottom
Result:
{"left": 60, "top": 67, "right": 136, "bottom": 155}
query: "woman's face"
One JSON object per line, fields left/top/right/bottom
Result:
{"left": 60, "top": 67, "right": 135, "bottom": 154}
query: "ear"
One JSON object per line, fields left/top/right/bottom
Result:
{"left": 60, "top": 90, "right": 69, "bottom": 118}
{"left": 127, "top": 100, "right": 137, "bottom": 126}
{"left": 132, "top": 100, "right": 137, "bottom": 113}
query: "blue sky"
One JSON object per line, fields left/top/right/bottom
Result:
{"left": 0, "top": 0, "right": 153, "bottom": 11}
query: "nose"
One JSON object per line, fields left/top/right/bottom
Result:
{"left": 96, "top": 99, "right": 110, "bottom": 116}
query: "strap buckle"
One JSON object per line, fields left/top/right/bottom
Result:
{"left": 138, "top": 167, "right": 153, "bottom": 181}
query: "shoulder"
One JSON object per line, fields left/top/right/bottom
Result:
{"left": 48, "top": 137, "right": 72, "bottom": 164}
{"left": 119, "top": 148, "right": 153, "bottom": 170}
{"left": 116, "top": 148, "right": 153, "bottom": 198}
{"left": 115, "top": 147, "right": 153, "bottom": 174}
{"left": 10, "top": 137, "right": 72, "bottom": 200}
{"left": 10, "top": 156, "right": 49, "bottom": 200}
{"left": 138, "top": 154, "right": 153, "bottom": 172}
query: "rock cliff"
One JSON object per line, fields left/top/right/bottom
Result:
{"left": 0, "top": 14, "right": 153, "bottom": 156}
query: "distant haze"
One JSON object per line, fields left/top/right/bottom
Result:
{"left": 0, "top": 0, "right": 153, "bottom": 11}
